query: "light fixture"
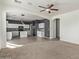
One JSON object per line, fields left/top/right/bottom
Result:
{"left": 21, "top": 14, "right": 25, "bottom": 16}
{"left": 46, "top": 9, "right": 50, "bottom": 11}
{"left": 15, "top": 0, "right": 22, "bottom": 3}
{"left": 20, "top": 14, "right": 25, "bottom": 27}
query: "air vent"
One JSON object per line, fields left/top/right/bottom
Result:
{"left": 15, "top": 0, "right": 22, "bottom": 3}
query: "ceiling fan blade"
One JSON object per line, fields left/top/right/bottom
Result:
{"left": 40, "top": 10, "right": 45, "bottom": 12}
{"left": 38, "top": 6, "right": 47, "bottom": 8}
{"left": 48, "top": 4, "right": 54, "bottom": 8}
{"left": 51, "top": 9, "right": 59, "bottom": 11}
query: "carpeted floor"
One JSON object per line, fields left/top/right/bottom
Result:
{"left": 0, "top": 37, "right": 79, "bottom": 59}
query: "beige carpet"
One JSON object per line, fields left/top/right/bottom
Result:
{"left": 0, "top": 37, "right": 79, "bottom": 59}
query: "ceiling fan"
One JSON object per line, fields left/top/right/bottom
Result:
{"left": 38, "top": 4, "right": 59, "bottom": 13}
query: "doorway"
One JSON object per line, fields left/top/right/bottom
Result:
{"left": 55, "top": 18, "right": 60, "bottom": 39}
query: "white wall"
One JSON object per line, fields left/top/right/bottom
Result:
{"left": 50, "top": 20, "right": 54, "bottom": 39}
{"left": 60, "top": 10, "right": 79, "bottom": 44}
{"left": 51, "top": 10, "right": 79, "bottom": 44}
{"left": 0, "top": 6, "right": 6, "bottom": 49}
{"left": 50, "top": 19, "right": 56, "bottom": 39}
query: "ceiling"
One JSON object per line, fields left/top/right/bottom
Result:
{"left": 4, "top": 0, "right": 79, "bottom": 20}
{"left": 6, "top": 12, "right": 45, "bottom": 21}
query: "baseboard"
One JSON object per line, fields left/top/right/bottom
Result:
{"left": 60, "top": 39, "right": 79, "bottom": 45}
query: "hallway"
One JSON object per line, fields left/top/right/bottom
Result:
{"left": 0, "top": 37, "right": 79, "bottom": 59}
